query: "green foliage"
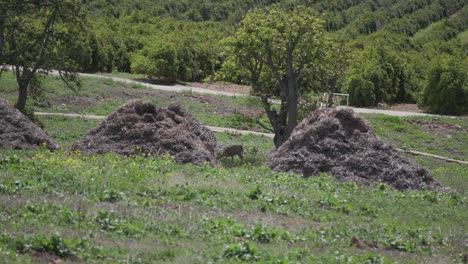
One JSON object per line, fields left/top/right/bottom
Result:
{"left": 81, "top": 15, "right": 224, "bottom": 81}
{"left": 0, "top": 0, "right": 88, "bottom": 112}
{"left": 0, "top": 234, "right": 92, "bottom": 258}
{"left": 0, "top": 148, "right": 466, "bottom": 262}
{"left": 347, "top": 75, "right": 376, "bottom": 107}
{"left": 346, "top": 46, "right": 417, "bottom": 107}
{"left": 223, "top": 242, "right": 259, "bottom": 261}
{"left": 6, "top": 0, "right": 460, "bottom": 112}
{"left": 222, "top": 4, "right": 330, "bottom": 146}
{"left": 421, "top": 56, "right": 467, "bottom": 115}
{"left": 131, "top": 40, "right": 178, "bottom": 80}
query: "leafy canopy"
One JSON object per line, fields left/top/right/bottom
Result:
{"left": 0, "top": 0, "right": 88, "bottom": 112}
{"left": 421, "top": 56, "right": 467, "bottom": 115}
{"left": 222, "top": 5, "right": 330, "bottom": 146}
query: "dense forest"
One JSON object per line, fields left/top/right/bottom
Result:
{"left": 2, "top": 0, "right": 468, "bottom": 114}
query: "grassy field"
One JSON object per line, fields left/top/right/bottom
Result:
{"left": 362, "top": 114, "right": 468, "bottom": 162}
{"left": 1, "top": 73, "right": 467, "bottom": 263}
{"left": 0, "top": 72, "right": 270, "bottom": 132}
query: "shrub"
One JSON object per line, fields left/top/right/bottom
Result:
{"left": 420, "top": 57, "right": 467, "bottom": 115}
{"left": 131, "top": 40, "right": 178, "bottom": 81}
{"left": 223, "top": 242, "right": 259, "bottom": 261}
{"left": 348, "top": 76, "right": 376, "bottom": 107}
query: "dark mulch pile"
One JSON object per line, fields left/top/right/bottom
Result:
{"left": 0, "top": 97, "right": 58, "bottom": 150}
{"left": 71, "top": 101, "right": 218, "bottom": 166}
{"left": 265, "top": 108, "right": 443, "bottom": 191}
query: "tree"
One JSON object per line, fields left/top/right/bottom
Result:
{"left": 319, "top": 43, "right": 350, "bottom": 106}
{"left": 130, "top": 19, "right": 224, "bottom": 82}
{"left": 0, "top": 0, "right": 88, "bottom": 113}
{"left": 131, "top": 40, "right": 178, "bottom": 81}
{"left": 346, "top": 46, "right": 416, "bottom": 107}
{"left": 421, "top": 56, "right": 467, "bottom": 115}
{"left": 222, "top": 5, "right": 329, "bottom": 147}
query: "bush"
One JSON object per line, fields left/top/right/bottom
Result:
{"left": 348, "top": 76, "right": 376, "bottom": 107}
{"left": 223, "top": 242, "right": 259, "bottom": 261}
{"left": 131, "top": 40, "right": 178, "bottom": 80}
{"left": 346, "top": 47, "right": 418, "bottom": 107}
{"left": 420, "top": 57, "right": 467, "bottom": 115}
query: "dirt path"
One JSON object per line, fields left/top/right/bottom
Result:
{"left": 81, "top": 73, "right": 458, "bottom": 118}
{"left": 336, "top": 106, "right": 454, "bottom": 118}
{"left": 2, "top": 66, "right": 459, "bottom": 118}
{"left": 34, "top": 112, "right": 275, "bottom": 138}
{"left": 79, "top": 73, "right": 248, "bottom": 97}
{"left": 35, "top": 112, "right": 106, "bottom": 120}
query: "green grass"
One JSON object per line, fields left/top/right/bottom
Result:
{"left": 0, "top": 113, "right": 467, "bottom": 263}
{"left": 40, "top": 116, "right": 101, "bottom": 148}
{"left": 362, "top": 114, "right": 468, "bottom": 162}
{"left": 0, "top": 148, "right": 466, "bottom": 263}
{"left": 0, "top": 71, "right": 19, "bottom": 103}
{"left": 1, "top": 71, "right": 467, "bottom": 263}
{"left": 0, "top": 71, "right": 269, "bottom": 132}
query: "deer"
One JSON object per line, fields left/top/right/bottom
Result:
{"left": 217, "top": 144, "right": 244, "bottom": 162}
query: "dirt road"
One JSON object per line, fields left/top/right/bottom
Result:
{"left": 34, "top": 112, "right": 275, "bottom": 138}
{"left": 81, "top": 73, "right": 454, "bottom": 118}
{"left": 3, "top": 66, "right": 454, "bottom": 118}
{"left": 79, "top": 73, "right": 248, "bottom": 97}
{"left": 336, "top": 106, "right": 451, "bottom": 118}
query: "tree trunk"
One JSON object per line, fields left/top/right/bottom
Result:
{"left": 0, "top": 15, "right": 5, "bottom": 63}
{"left": 285, "top": 49, "right": 298, "bottom": 140}
{"left": 273, "top": 126, "right": 286, "bottom": 148}
{"left": 260, "top": 96, "right": 287, "bottom": 148}
{"left": 287, "top": 81, "right": 298, "bottom": 137}
{"left": 15, "top": 66, "right": 34, "bottom": 113}
{"left": 16, "top": 80, "right": 28, "bottom": 113}
{"left": 327, "top": 79, "right": 336, "bottom": 107}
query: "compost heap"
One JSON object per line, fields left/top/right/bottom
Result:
{"left": 0, "top": 97, "right": 58, "bottom": 150}
{"left": 265, "top": 108, "right": 441, "bottom": 190}
{"left": 71, "top": 101, "right": 218, "bottom": 165}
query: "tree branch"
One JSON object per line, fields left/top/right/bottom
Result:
{"left": 255, "top": 113, "right": 274, "bottom": 133}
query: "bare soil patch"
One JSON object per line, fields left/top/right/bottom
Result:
{"left": 265, "top": 108, "right": 442, "bottom": 191}
{"left": 52, "top": 85, "right": 261, "bottom": 118}
{"left": 351, "top": 236, "right": 382, "bottom": 250}
{"left": 32, "top": 251, "right": 79, "bottom": 264}
{"left": 53, "top": 96, "right": 99, "bottom": 107}
{"left": 182, "top": 93, "right": 262, "bottom": 117}
{"left": 408, "top": 119, "right": 466, "bottom": 138}
{"left": 0, "top": 97, "right": 58, "bottom": 150}
{"left": 390, "top": 104, "right": 424, "bottom": 113}
{"left": 71, "top": 101, "right": 219, "bottom": 165}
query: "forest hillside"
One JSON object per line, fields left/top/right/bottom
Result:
{"left": 83, "top": 0, "right": 467, "bottom": 114}
{"left": 1, "top": 0, "right": 467, "bottom": 114}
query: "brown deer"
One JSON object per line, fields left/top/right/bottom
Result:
{"left": 217, "top": 145, "right": 244, "bottom": 162}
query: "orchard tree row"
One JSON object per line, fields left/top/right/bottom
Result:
{"left": 0, "top": 0, "right": 466, "bottom": 121}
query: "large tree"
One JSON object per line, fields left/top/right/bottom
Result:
{"left": 223, "top": 5, "right": 329, "bottom": 147}
{"left": 0, "top": 0, "right": 88, "bottom": 113}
